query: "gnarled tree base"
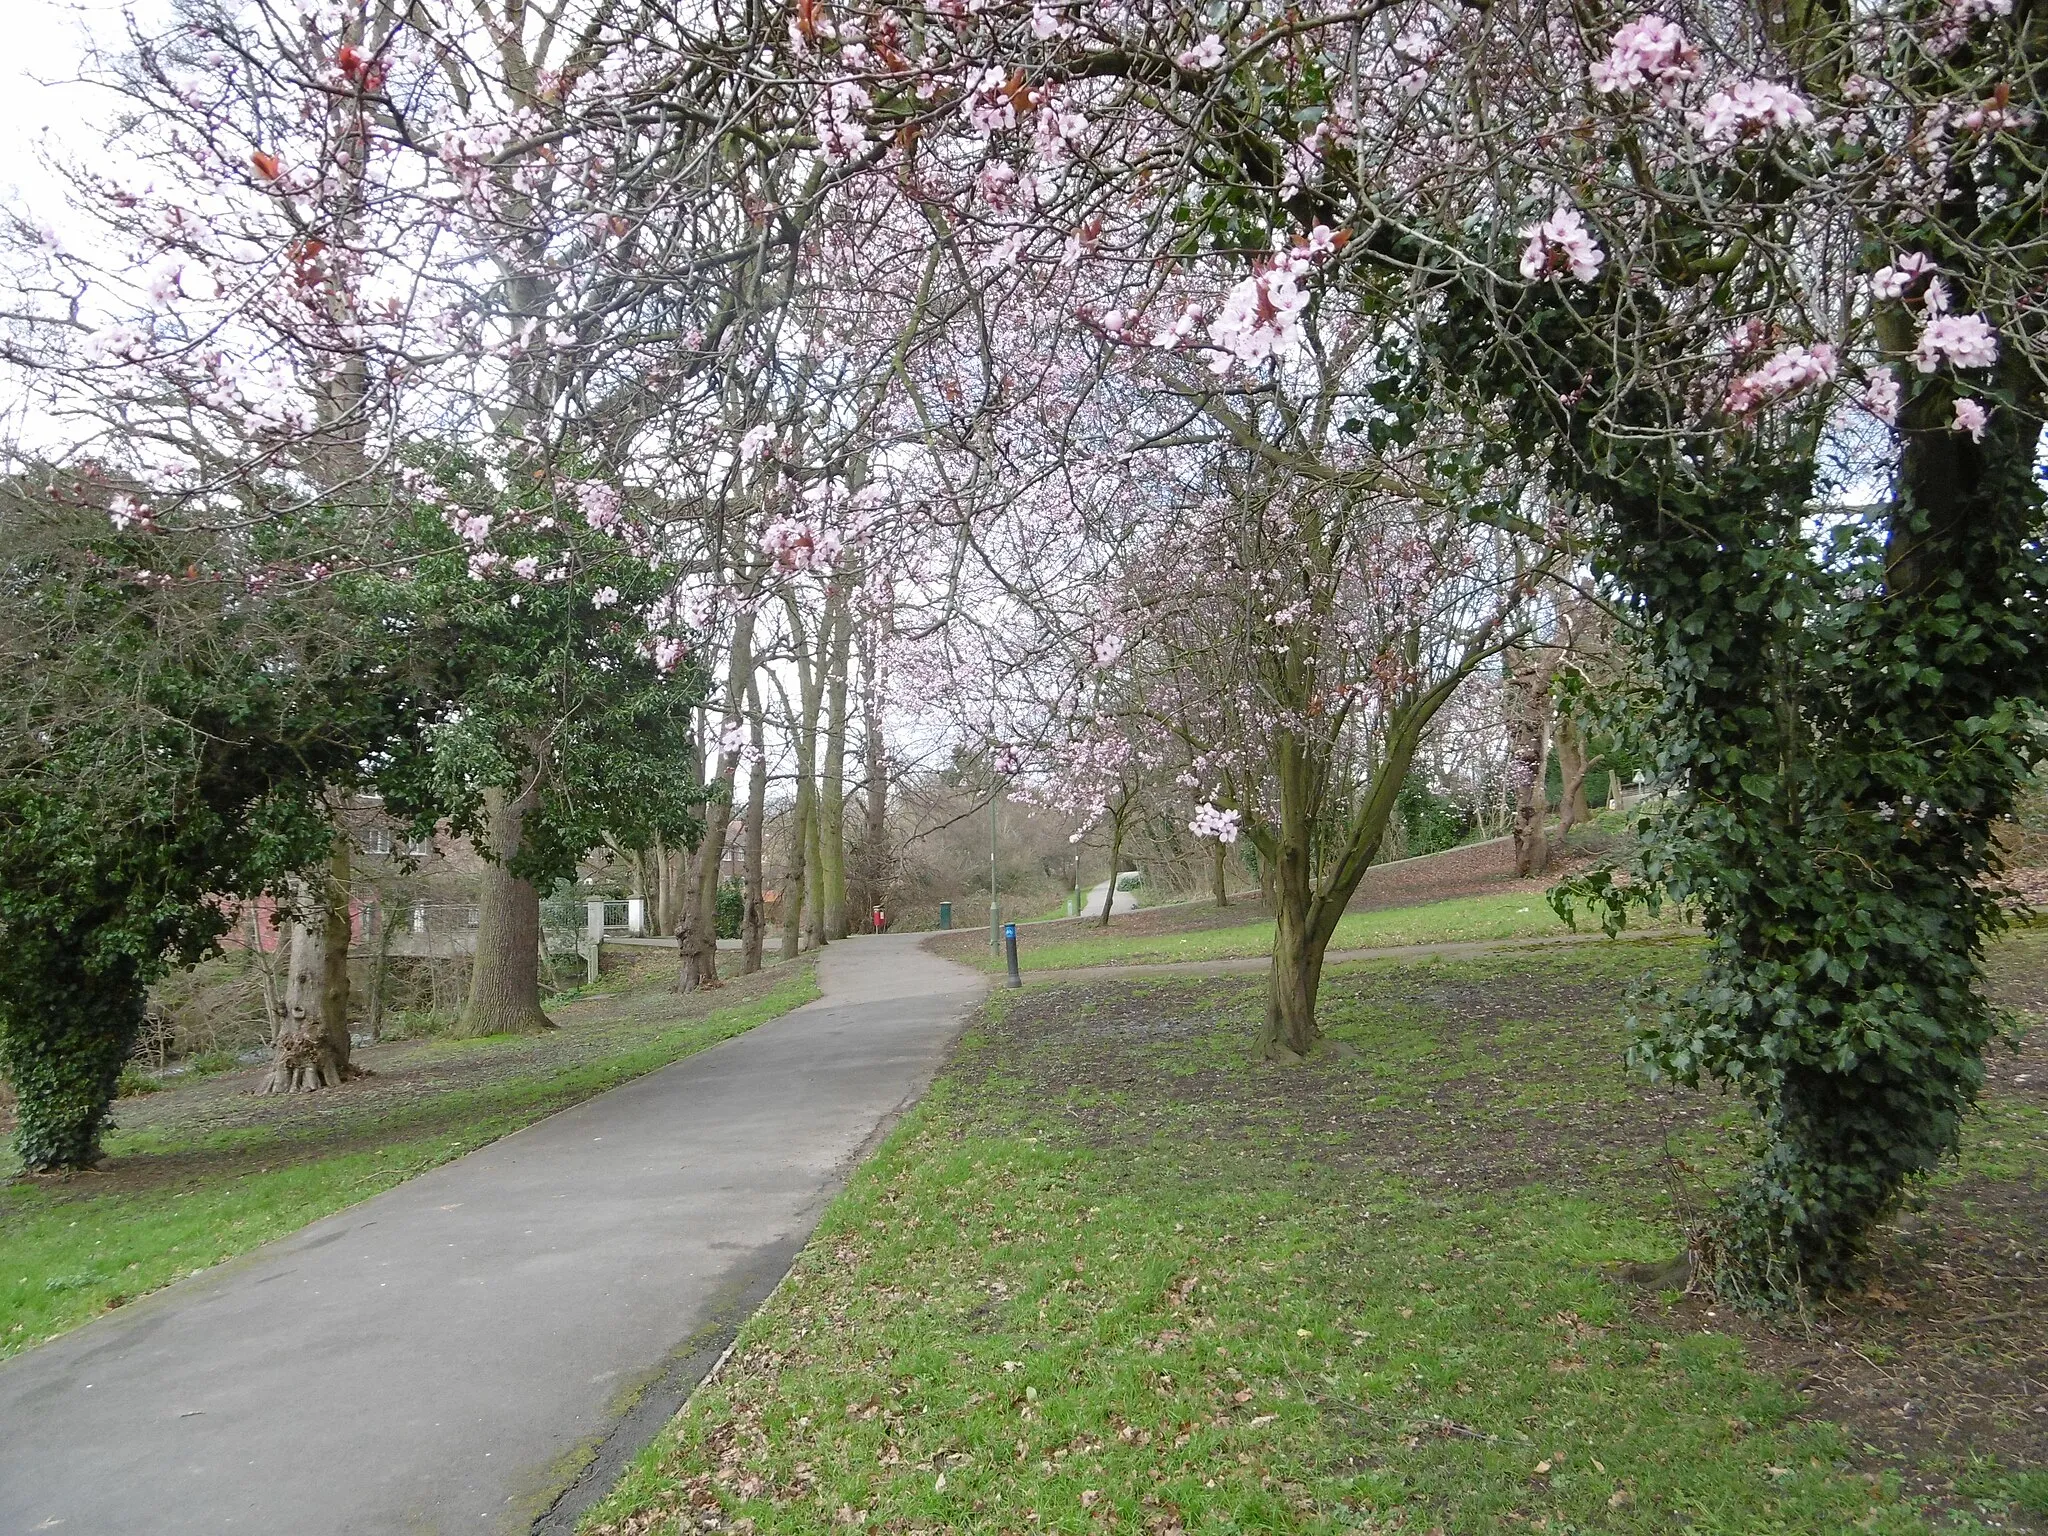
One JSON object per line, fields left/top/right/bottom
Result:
{"left": 260, "top": 1035, "right": 364, "bottom": 1094}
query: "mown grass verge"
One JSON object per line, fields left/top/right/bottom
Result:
{"left": 983, "top": 890, "right": 1616, "bottom": 975}
{"left": 583, "top": 939, "right": 2047, "bottom": 1535}
{"left": 1, "top": 962, "right": 819, "bottom": 1358}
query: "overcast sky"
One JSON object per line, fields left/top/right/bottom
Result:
{"left": 2, "top": 1, "right": 116, "bottom": 221}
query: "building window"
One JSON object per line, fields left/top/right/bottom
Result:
{"left": 359, "top": 827, "right": 393, "bottom": 855}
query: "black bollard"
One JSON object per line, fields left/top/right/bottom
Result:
{"left": 1003, "top": 922, "right": 1021, "bottom": 988}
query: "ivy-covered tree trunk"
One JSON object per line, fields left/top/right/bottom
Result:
{"left": 1594, "top": 414, "right": 2042, "bottom": 1302}
{"left": 456, "top": 786, "right": 553, "bottom": 1037}
{"left": 263, "top": 835, "right": 357, "bottom": 1092}
{"left": 0, "top": 938, "right": 144, "bottom": 1171}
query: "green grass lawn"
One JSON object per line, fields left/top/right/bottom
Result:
{"left": 990, "top": 889, "right": 1623, "bottom": 974}
{"left": 1, "top": 962, "right": 818, "bottom": 1358}
{"left": 583, "top": 940, "right": 2047, "bottom": 1535}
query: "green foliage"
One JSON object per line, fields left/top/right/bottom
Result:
{"left": 114, "top": 1064, "right": 162, "bottom": 1099}
{"left": 716, "top": 877, "right": 745, "bottom": 940}
{"left": 1534, "top": 408, "right": 2045, "bottom": 1305}
{"left": 362, "top": 454, "right": 706, "bottom": 884}
{"left": 0, "top": 476, "right": 413, "bottom": 1169}
{"left": 1394, "top": 777, "right": 1470, "bottom": 856}
{"left": 183, "top": 1049, "right": 244, "bottom": 1078}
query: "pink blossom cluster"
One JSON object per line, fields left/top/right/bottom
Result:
{"left": 814, "top": 81, "right": 873, "bottom": 164}
{"left": 571, "top": 480, "right": 623, "bottom": 531}
{"left": 761, "top": 516, "right": 846, "bottom": 575}
{"left": 1188, "top": 802, "right": 1241, "bottom": 843}
{"left": 1953, "top": 398, "right": 1990, "bottom": 440}
{"left": 1588, "top": 16, "right": 1697, "bottom": 97}
{"left": 1963, "top": 94, "right": 2032, "bottom": 133}
{"left": 963, "top": 67, "right": 1021, "bottom": 135}
{"left": 1693, "top": 80, "right": 1814, "bottom": 152}
{"left": 1518, "top": 207, "right": 1605, "bottom": 284}
{"left": 1930, "top": 0, "right": 2013, "bottom": 55}
{"left": 1207, "top": 254, "right": 1311, "bottom": 371}
{"left": 1871, "top": 252, "right": 1939, "bottom": 301}
{"left": 1861, "top": 371, "right": 1903, "bottom": 425}
{"left": 1031, "top": 1, "right": 1074, "bottom": 41}
{"left": 1913, "top": 313, "right": 1999, "bottom": 372}
{"left": 1724, "top": 342, "right": 1838, "bottom": 416}
{"left": 1177, "top": 34, "right": 1225, "bottom": 71}
{"left": 738, "top": 426, "right": 778, "bottom": 464}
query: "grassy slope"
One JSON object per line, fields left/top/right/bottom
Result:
{"left": 988, "top": 889, "right": 1597, "bottom": 974}
{"left": 584, "top": 941, "right": 2046, "bottom": 1535}
{"left": 1, "top": 963, "right": 819, "bottom": 1358}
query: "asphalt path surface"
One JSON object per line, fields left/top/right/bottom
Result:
{"left": 0, "top": 934, "right": 984, "bottom": 1535}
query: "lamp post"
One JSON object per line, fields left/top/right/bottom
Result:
{"left": 989, "top": 782, "right": 1000, "bottom": 950}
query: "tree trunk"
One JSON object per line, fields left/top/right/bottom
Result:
{"left": 0, "top": 949, "right": 145, "bottom": 1170}
{"left": 1255, "top": 701, "right": 1437, "bottom": 1059}
{"left": 455, "top": 786, "right": 554, "bottom": 1037}
{"left": 820, "top": 595, "right": 852, "bottom": 940}
{"left": 264, "top": 835, "right": 357, "bottom": 1092}
{"left": 858, "top": 615, "right": 889, "bottom": 929}
{"left": 1211, "top": 839, "right": 1230, "bottom": 908}
{"left": 781, "top": 595, "right": 827, "bottom": 954}
{"left": 366, "top": 890, "right": 395, "bottom": 1044}
{"left": 1505, "top": 648, "right": 1553, "bottom": 878}
{"left": 1554, "top": 709, "right": 1592, "bottom": 838}
{"left": 1259, "top": 740, "right": 1325, "bottom": 1061}
{"left": 1263, "top": 891, "right": 1324, "bottom": 1062}
{"left": 803, "top": 782, "right": 826, "bottom": 951}
{"left": 1098, "top": 814, "right": 1125, "bottom": 926}
{"left": 680, "top": 611, "right": 757, "bottom": 990}
{"left": 742, "top": 678, "right": 768, "bottom": 975}
{"left": 781, "top": 785, "right": 809, "bottom": 962}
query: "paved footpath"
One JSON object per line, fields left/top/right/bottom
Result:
{"left": 0, "top": 935, "right": 984, "bottom": 1536}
